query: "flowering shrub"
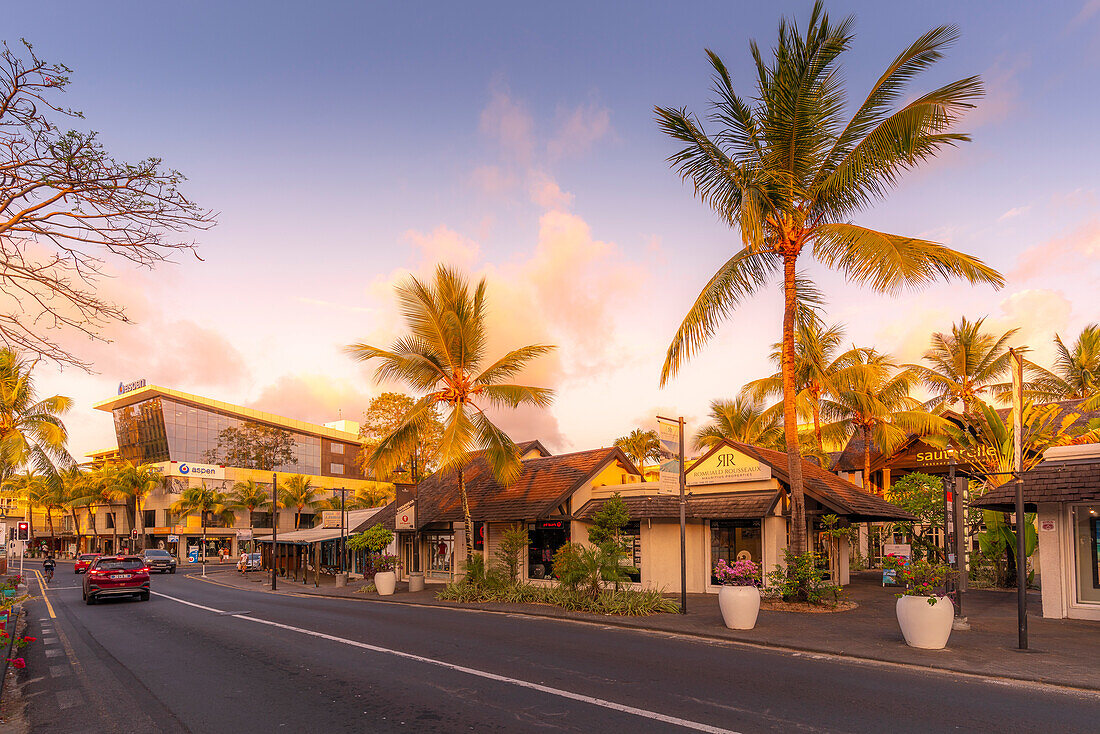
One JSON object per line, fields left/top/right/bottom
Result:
{"left": 897, "top": 559, "right": 953, "bottom": 603}
{"left": 713, "top": 559, "right": 760, "bottom": 587}
{"left": 361, "top": 553, "right": 397, "bottom": 575}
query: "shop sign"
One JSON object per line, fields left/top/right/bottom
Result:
{"left": 395, "top": 482, "right": 417, "bottom": 531}
{"left": 1040, "top": 520, "right": 1056, "bottom": 532}
{"left": 320, "top": 511, "right": 344, "bottom": 529}
{"left": 167, "top": 534, "right": 179, "bottom": 543}
{"left": 537, "top": 520, "right": 565, "bottom": 530}
{"left": 236, "top": 529, "right": 253, "bottom": 540}
{"left": 118, "top": 378, "right": 147, "bottom": 394}
{"left": 167, "top": 461, "right": 224, "bottom": 479}
{"left": 883, "top": 543, "right": 911, "bottom": 558}
{"left": 657, "top": 416, "right": 681, "bottom": 492}
{"left": 687, "top": 446, "right": 771, "bottom": 486}
{"left": 897, "top": 442, "right": 997, "bottom": 468}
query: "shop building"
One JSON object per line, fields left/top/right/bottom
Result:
{"left": 90, "top": 384, "right": 386, "bottom": 562}
{"left": 375, "top": 439, "right": 912, "bottom": 591}
{"left": 974, "top": 443, "right": 1100, "bottom": 621}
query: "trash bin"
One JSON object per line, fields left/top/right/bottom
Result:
{"left": 335, "top": 572, "right": 348, "bottom": 587}
{"left": 407, "top": 572, "right": 425, "bottom": 592}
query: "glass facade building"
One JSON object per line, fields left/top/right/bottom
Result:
{"left": 111, "top": 394, "right": 360, "bottom": 478}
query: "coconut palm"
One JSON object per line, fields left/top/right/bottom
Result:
{"left": 820, "top": 363, "right": 948, "bottom": 490}
{"left": 742, "top": 320, "right": 887, "bottom": 454}
{"left": 655, "top": 4, "right": 1002, "bottom": 553}
{"left": 1026, "top": 324, "right": 1100, "bottom": 402}
{"left": 614, "top": 429, "right": 661, "bottom": 478}
{"left": 279, "top": 474, "right": 320, "bottom": 529}
{"left": 347, "top": 265, "right": 556, "bottom": 561}
{"left": 82, "top": 466, "right": 125, "bottom": 553}
{"left": 2, "top": 471, "right": 48, "bottom": 543}
{"left": 59, "top": 467, "right": 93, "bottom": 553}
{"left": 171, "top": 483, "right": 234, "bottom": 577}
{"left": 230, "top": 478, "right": 273, "bottom": 550}
{"left": 694, "top": 397, "right": 785, "bottom": 452}
{"left": 906, "top": 316, "right": 1019, "bottom": 418}
{"left": 0, "top": 348, "right": 73, "bottom": 485}
{"left": 115, "top": 462, "right": 163, "bottom": 551}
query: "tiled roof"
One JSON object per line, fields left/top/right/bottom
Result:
{"left": 574, "top": 491, "right": 778, "bottom": 521}
{"left": 972, "top": 456, "right": 1100, "bottom": 511}
{"left": 374, "top": 442, "right": 638, "bottom": 530}
{"left": 704, "top": 441, "right": 916, "bottom": 521}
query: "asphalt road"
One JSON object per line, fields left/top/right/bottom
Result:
{"left": 14, "top": 560, "right": 1100, "bottom": 733}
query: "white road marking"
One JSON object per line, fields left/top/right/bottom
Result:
{"left": 56, "top": 689, "right": 82, "bottom": 709}
{"left": 43, "top": 637, "right": 58, "bottom": 644}
{"left": 152, "top": 590, "right": 740, "bottom": 734}
{"left": 49, "top": 665, "right": 70, "bottom": 678}
{"left": 44, "top": 649, "right": 63, "bottom": 658}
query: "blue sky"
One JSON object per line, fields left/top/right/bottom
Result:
{"left": 9, "top": 1, "right": 1100, "bottom": 458}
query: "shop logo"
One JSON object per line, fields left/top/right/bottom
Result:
{"left": 118, "top": 378, "right": 147, "bottom": 394}
{"left": 179, "top": 464, "right": 190, "bottom": 474}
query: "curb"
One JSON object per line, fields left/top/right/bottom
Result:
{"left": 0, "top": 602, "right": 22, "bottom": 701}
{"left": 190, "top": 572, "right": 1100, "bottom": 694}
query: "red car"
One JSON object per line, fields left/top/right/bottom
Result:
{"left": 74, "top": 553, "right": 100, "bottom": 574}
{"left": 82, "top": 556, "right": 150, "bottom": 604}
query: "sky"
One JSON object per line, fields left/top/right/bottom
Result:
{"left": 6, "top": 1, "right": 1100, "bottom": 460}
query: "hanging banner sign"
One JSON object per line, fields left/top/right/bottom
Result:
{"left": 657, "top": 416, "right": 680, "bottom": 493}
{"left": 394, "top": 482, "right": 417, "bottom": 531}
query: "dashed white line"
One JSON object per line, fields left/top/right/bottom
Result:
{"left": 152, "top": 590, "right": 740, "bottom": 734}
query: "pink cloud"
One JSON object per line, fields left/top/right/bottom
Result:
{"left": 548, "top": 102, "right": 612, "bottom": 159}
{"left": 248, "top": 374, "right": 373, "bottom": 427}
{"left": 1012, "top": 219, "right": 1100, "bottom": 280}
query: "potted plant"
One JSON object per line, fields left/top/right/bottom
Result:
{"left": 714, "top": 558, "right": 761, "bottom": 629}
{"left": 893, "top": 558, "right": 954, "bottom": 649}
{"left": 349, "top": 524, "right": 396, "bottom": 595}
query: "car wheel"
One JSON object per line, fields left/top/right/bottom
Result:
{"left": 85, "top": 594, "right": 95, "bottom": 606}
{"left": 140, "top": 592, "right": 150, "bottom": 602}
{"left": 170, "top": 568, "right": 176, "bottom": 574}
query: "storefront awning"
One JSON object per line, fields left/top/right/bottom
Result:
{"left": 574, "top": 492, "right": 780, "bottom": 521}
{"left": 255, "top": 508, "right": 384, "bottom": 544}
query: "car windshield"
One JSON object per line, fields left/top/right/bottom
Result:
{"left": 79, "top": 555, "right": 98, "bottom": 560}
{"left": 94, "top": 559, "right": 144, "bottom": 571}
{"left": 144, "top": 550, "right": 171, "bottom": 557}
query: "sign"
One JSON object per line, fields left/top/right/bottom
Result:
{"left": 894, "top": 440, "right": 997, "bottom": 469}
{"left": 167, "top": 535, "right": 179, "bottom": 543}
{"left": 472, "top": 521, "right": 485, "bottom": 551}
{"left": 167, "top": 461, "right": 225, "bottom": 479}
{"left": 687, "top": 445, "right": 771, "bottom": 486}
{"left": 883, "top": 543, "right": 911, "bottom": 558}
{"left": 321, "top": 511, "right": 344, "bottom": 529}
{"left": 187, "top": 546, "right": 199, "bottom": 563}
{"left": 657, "top": 416, "right": 680, "bottom": 493}
{"left": 394, "top": 482, "right": 417, "bottom": 531}
{"left": 118, "top": 378, "right": 147, "bottom": 394}
{"left": 1040, "top": 519, "right": 1056, "bottom": 532}
{"left": 537, "top": 520, "right": 565, "bottom": 530}
{"left": 236, "top": 529, "right": 253, "bottom": 540}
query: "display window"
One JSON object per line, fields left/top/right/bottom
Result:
{"left": 710, "top": 519, "right": 762, "bottom": 585}
{"left": 1072, "top": 505, "right": 1100, "bottom": 605}
{"left": 528, "top": 520, "right": 569, "bottom": 579}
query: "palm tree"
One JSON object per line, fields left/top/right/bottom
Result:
{"left": 906, "top": 316, "right": 1018, "bottom": 418}
{"left": 347, "top": 265, "right": 556, "bottom": 562}
{"left": 0, "top": 348, "right": 73, "bottom": 486}
{"left": 279, "top": 474, "right": 320, "bottom": 530}
{"left": 694, "top": 397, "right": 785, "bottom": 452}
{"left": 1027, "top": 324, "right": 1100, "bottom": 402}
{"left": 230, "top": 478, "right": 272, "bottom": 552}
{"left": 59, "top": 467, "right": 93, "bottom": 553}
{"left": 743, "top": 321, "right": 887, "bottom": 454}
{"left": 655, "top": 4, "right": 1002, "bottom": 554}
{"left": 821, "top": 363, "right": 948, "bottom": 490}
{"left": 83, "top": 466, "right": 125, "bottom": 553}
{"left": 2, "top": 472, "right": 48, "bottom": 545}
{"left": 614, "top": 429, "right": 661, "bottom": 478}
{"left": 171, "top": 483, "right": 233, "bottom": 577}
{"left": 115, "top": 462, "right": 163, "bottom": 551}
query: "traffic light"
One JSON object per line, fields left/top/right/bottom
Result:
{"left": 16, "top": 522, "right": 29, "bottom": 541}
{"left": 131, "top": 529, "right": 138, "bottom": 540}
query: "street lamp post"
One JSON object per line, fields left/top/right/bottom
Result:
{"left": 340, "top": 487, "right": 347, "bottom": 576}
{"left": 271, "top": 472, "right": 278, "bottom": 591}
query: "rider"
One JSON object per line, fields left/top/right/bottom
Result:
{"left": 42, "top": 554, "right": 56, "bottom": 582}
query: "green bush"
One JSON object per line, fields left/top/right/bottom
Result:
{"left": 348, "top": 523, "right": 394, "bottom": 554}
{"left": 435, "top": 581, "right": 679, "bottom": 615}
{"left": 765, "top": 550, "right": 840, "bottom": 606}
{"left": 494, "top": 525, "right": 528, "bottom": 585}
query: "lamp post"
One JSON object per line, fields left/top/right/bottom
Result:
{"left": 271, "top": 472, "right": 278, "bottom": 591}
{"left": 340, "top": 487, "right": 347, "bottom": 576}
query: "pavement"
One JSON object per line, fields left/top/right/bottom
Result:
{"left": 212, "top": 568, "right": 1100, "bottom": 692}
{"left": 8, "top": 559, "right": 1100, "bottom": 733}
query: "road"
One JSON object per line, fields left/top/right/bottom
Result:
{"left": 13, "top": 559, "right": 1100, "bottom": 733}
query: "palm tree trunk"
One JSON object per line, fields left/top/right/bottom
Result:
{"left": 47, "top": 510, "right": 56, "bottom": 553}
{"left": 862, "top": 426, "right": 873, "bottom": 492}
{"left": 460, "top": 467, "right": 474, "bottom": 564}
{"left": 136, "top": 495, "right": 145, "bottom": 552}
{"left": 782, "top": 254, "right": 808, "bottom": 557}
{"left": 812, "top": 401, "right": 823, "bottom": 456}
{"left": 70, "top": 509, "right": 81, "bottom": 554}
{"left": 88, "top": 508, "right": 98, "bottom": 553}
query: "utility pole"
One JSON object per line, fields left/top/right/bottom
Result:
{"left": 678, "top": 417, "right": 686, "bottom": 615}
{"left": 271, "top": 472, "right": 278, "bottom": 591}
{"left": 340, "top": 487, "right": 347, "bottom": 576}
{"left": 1010, "top": 348, "right": 1027, "bottom": 650}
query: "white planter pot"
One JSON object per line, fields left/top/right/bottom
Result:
{"left": 374, "top": 571, "right": 396, "bottom": 596}
{"left": 718, "top": 585, "right": 761, "bottom": 630}
{"left": 896, "top": 595, "right": 953, "bottom": 649}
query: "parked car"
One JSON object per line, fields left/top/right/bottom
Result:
{"left": 75, "top": 553, "right": 100, "bottom": 574}
{"left": 141, "top": 549, "right": 177, "bottom": 574}
{"left": 244, "top": 552, "right": 262, "bottom": 571}
{"left": 82, "top": 556, "right": 150, "bottom": 604}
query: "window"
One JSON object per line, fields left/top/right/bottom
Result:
{"left": 329, "top": 463, "right": 344, "bottom": 475}
{"left": 143, "top": 510, "right": 156, "bottom": 528}
{"left": 528, "top": 521, "right": 570, "bottom": 579}
{"left": 330, "top": 443, "right": 344, "bottom": 455}
{"left": 710, "top": 519, "right": 762, "bottom": 584}
{"left": 624, "top": 521, "right": 641, "bottom": 583}
{"left": 105, "top": 512, "right": 116, "bottom": 529}
{"left": 1072, "top": 505, "right": 1100, "bottom": 605}
{"left": 251, "top": 512, "right": 273, "bottom": 529}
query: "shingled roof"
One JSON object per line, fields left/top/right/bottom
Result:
{"left": 972, "top": 450, "right": 1100, "bottom": 512}
{"left": 574, "top": 492, "right": 778, "bottom": 521}
{"left": 692, "top": 440, "right": 915, "bottom": 522}
{"left": 374, "top": 442, "right": 640, "bottom": 530}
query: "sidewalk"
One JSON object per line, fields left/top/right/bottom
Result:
{"left": 202, "top": 569, "right": 1100, "bottom": 691}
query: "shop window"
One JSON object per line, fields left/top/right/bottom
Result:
{"left": 331, "top": 443, "right": 344, "bottom": 454}
{"left": 106, "top": 512, "right": 116, "bottom": 529}
{"left": 623, "top": 520, "right": 641, "bottom": 583}
{"left": 329, "top": 463, "right": 344, "bottom": 475}
{"left": 425, "top": 533, "right": 454, "bottom": 577}
{"left": 143, "top": 510, "right": 156, "bottom": 528}
{"left": 1073, "top": 505, "right": 1100, "bottom": 604}
{"left": 528, "top": 520, "right": 569, "bottom": 579}
{"left": 710, "top": 519, "right": 762, "bottom": 584}
{"left": 251, "top": 512, "right": 273, "bottom": 529}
